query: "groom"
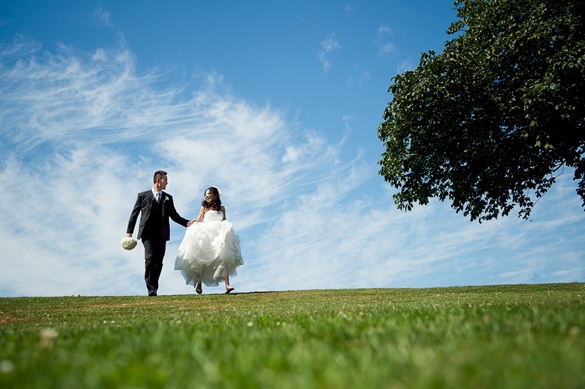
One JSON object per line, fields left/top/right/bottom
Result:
{"left": 126, "top": 170, "right": 194, "bottom": 296}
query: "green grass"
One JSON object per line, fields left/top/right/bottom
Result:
{"left": 1, "top": 283, "right": 584, "bottom": 388}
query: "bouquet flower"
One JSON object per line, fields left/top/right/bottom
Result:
{"left": 121, "top": 237, "right": 138, "bottom": 250}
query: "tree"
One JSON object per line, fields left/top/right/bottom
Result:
{"left": 378, "top": 0, "right": 585, "bottom": 222}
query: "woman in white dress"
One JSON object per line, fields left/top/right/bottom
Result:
{"left": 174, "top": 187, "right": 244, "bottom": 294}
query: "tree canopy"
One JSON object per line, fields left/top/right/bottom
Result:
{"left": 378, "top": 0, "right": 585, "bottom": 222}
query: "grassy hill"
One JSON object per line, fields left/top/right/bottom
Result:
{"left": 1, "top": 283, "right": 584, "bottom": 388}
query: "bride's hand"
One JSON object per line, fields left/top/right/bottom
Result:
{"left": 188, "top": 220, "right": 197, "bottom": 226}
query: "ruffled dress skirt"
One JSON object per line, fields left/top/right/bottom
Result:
{"left": 174, "top": 210, "right": 244, "bottom": 287}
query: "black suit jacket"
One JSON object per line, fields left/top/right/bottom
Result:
{"left": 127, "top": 190, "right": 189, "bottom": 241}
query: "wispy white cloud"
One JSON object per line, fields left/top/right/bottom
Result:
{"left": 0, "top": 34, "right": 42, "bottom": 57}
{"left": 0, "top": 147, "right": 145, "bottom": 296}
{"left": 318, "top": 32, "right": 342, "bottom": 72}
{"left": 375, "top": 24, "right": 398, "bottom": 58}
{"left": 1, "top": 36, "right": 584, "bottom": 297}
{"left": 397, "top": 59, "right": 413, "bottom": 74}
{"left": 377, "top": 25, "right": 393, "bottom": 37}
{"left": 344, "top": 5, "right": 353, "bottom": 13}
{"left": 346, "top": 70, "right": 371, "bottom": 87}
{"left": 0, "top": 37, "right": 345, "bottom": 296}
{"left": 379, "top": 43, "right": 398, "bottom": 56}
{"left": 242, "top": 169, "right": 585, "bottom": 291}
{"left": 321, "top": 33, "right": 342, "bottom": 52}
{"left": 94, "top": 5, "right": 114, "bottom": 27}
{"left": 497, "top": 270, "right": 529, "bottom": 278}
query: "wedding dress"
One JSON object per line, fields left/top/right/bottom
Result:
{"left": 174, "top": 210, "right": 244, "bottom": 287}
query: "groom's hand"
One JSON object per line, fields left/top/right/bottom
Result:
{"left": 126, "top": 234, "right": 132, "bottom": 237}
{"left": 188, "top": 220, "right": 196, "bottom": 226}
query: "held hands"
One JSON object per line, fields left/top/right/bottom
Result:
{"left": 188, "top": 220, "right": 198, "bottom": 226}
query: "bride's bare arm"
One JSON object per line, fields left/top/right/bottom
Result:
{"left": 221, "top": 206, "right": 226, "bottom": 221}
{"left": 196, "top": 207, "right": 206, "bottom": 223}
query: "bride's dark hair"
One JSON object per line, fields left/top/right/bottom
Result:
{"left": 201, "top": 186, "right": 221, "bottom": 211}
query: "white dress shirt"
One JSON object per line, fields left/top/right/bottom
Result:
{"left": 152, "top": 189, "right": 162, "bottom": 202}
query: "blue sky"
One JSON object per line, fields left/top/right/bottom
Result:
{"left": 1, "top": 0, "right": 583, "bottom": 297}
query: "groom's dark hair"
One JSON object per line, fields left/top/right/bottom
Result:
{"left": 153, "top": 170, "right": 167, "bottom": 183}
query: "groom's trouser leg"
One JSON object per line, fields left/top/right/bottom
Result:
{"left": 143, "top": 238, "right": 166, "bottom": 293}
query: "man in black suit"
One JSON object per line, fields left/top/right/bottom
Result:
{"left": 126, "top": 171, "right": 194, "bottom": 296}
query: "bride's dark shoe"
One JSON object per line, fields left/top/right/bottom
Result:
{"left": 225, "top": 286, "right": 235, "bottom": 294}
{"left": 196, "top": 284, "right": 202, "bottom": 294}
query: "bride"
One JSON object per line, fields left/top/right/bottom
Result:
{"left": 174, "top": 186, "right": 244, "bottom": 294}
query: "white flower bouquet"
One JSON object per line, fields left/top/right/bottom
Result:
{"left": 121, "top": 237, "right": 138, "bottom": 250}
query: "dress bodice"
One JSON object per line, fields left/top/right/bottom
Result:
{"left": 203, "top": 210, "right": 224, "bottom": 223}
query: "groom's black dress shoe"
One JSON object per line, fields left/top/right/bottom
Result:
{"left": 148, "top": 290, "right": 157, "bottom": 296}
